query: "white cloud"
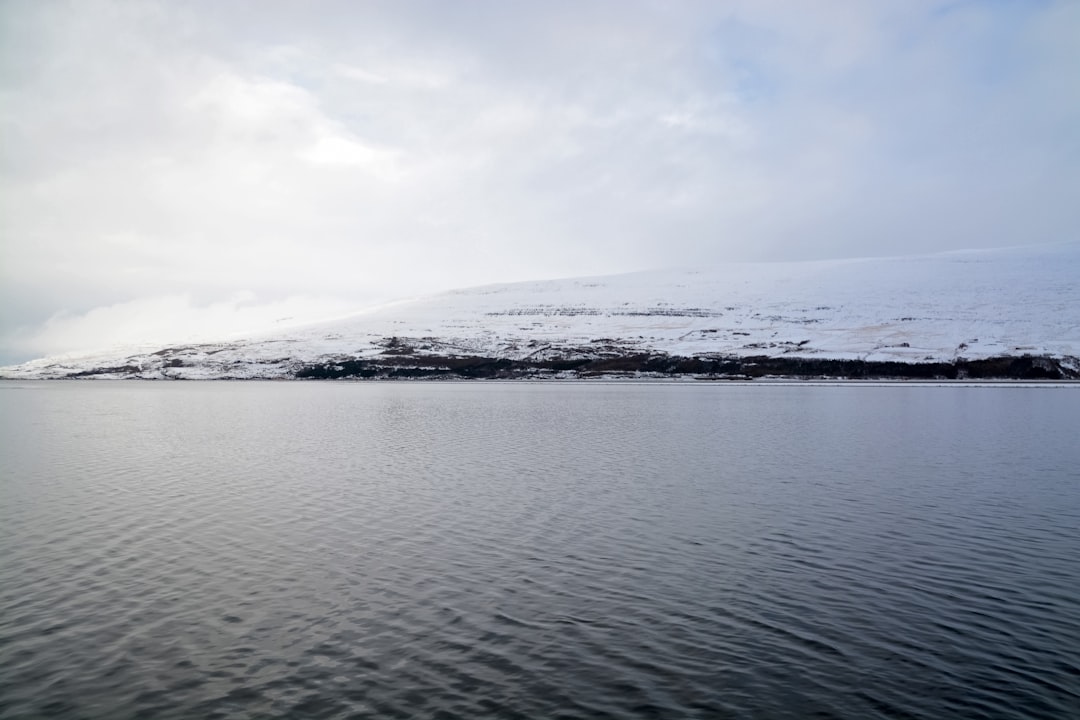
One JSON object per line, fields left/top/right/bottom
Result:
{"left": 1, "top": 0, "right": 1077, "bottom": 363}
{"left": 301, "top": 135, "right": 401, "bottom": 178}
{"left": 333, "top": 64, "right": 390, "bottom": 85}
{"left": 8, "top": 293, "right": 361, "bottom": 360}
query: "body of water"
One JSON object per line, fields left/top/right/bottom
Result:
{"left": 1, "top": 381, "right": 1078, "bottom": 719}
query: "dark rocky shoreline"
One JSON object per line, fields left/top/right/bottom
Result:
{"left": 294, "top": 352, "right": 1077, "bottom": 381}
{"left": 9, "top": 339, "right": 1076, "bottom": 381}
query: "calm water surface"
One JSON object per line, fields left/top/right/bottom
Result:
{"left": 1, "top": 381, "right": 1078, "bottom": 719}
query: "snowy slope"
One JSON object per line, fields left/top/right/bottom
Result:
{"left": 4, "top": 243, "right": 1078, "bottom": 379}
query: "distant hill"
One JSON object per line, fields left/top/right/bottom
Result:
{"left": 4, "top": 243, "right": 1078, "bottom": 380}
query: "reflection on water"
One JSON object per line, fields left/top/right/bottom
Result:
{"left": 1, "top": 382, "right": 1078, "bottom": 719}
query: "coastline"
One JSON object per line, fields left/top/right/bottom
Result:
{"left": 2, "top": 356, "right": 1080, "bottom": 386}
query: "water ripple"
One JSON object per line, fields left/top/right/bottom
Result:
{"left": 1, "top": 382, "right": 1078, "bottom": 719}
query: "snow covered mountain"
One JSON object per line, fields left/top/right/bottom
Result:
{"left": 4, "top": 243, "right": 1079, "bottom": 380}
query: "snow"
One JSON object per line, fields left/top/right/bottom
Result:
{"left": 3, "top": 242, "right": 1078, "bottom": 379}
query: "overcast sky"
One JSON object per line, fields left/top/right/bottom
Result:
{"left": 1, "top": 0, "right": 1077, "bottom": 363}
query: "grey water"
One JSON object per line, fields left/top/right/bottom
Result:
{"left": 1, "top": 382, "right": 1078, "bottom": 720}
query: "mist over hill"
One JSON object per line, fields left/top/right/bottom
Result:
{"left": 4, "top": 244, "right": 1078, "bottom": 381}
